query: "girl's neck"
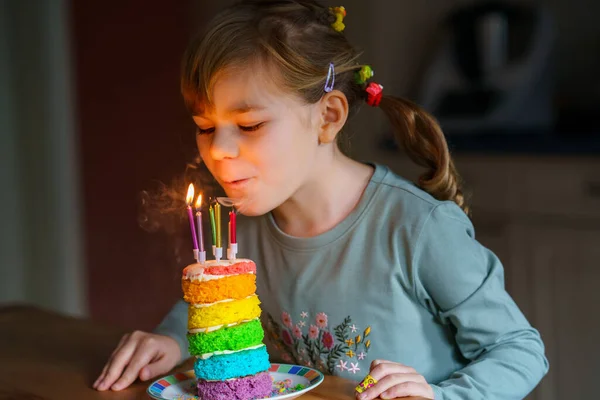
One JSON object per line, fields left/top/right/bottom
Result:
{"left": 271, "top": 150, "right": 374, "bottom": 238}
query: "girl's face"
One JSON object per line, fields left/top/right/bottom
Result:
{"left": 193, "top": 67, "right": 322, "bottom": 216}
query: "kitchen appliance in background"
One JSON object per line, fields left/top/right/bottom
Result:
{"left": 417, "top": 2, "right": 555, "bottom": 134}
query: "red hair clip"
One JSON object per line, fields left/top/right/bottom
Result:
{"left": 365, "top": 82, "right": 383, "bottom": 107}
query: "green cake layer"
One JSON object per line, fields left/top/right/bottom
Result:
{"left": 188, "top": 319, "right": 265, "bottom": 356}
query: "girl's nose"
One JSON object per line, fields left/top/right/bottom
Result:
{"left": 209, "top": 128, "right": 239, "bottom": 161}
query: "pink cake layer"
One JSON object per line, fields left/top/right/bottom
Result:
{"left": 183, "top": 260, "right": 256, "bottom": 279}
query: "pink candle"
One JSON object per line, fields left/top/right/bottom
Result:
{"left": 186, "top": 184, "right": 199, "bottom": 251}
{"left": 231, "top": 211, "right": 237, "bottom": 244}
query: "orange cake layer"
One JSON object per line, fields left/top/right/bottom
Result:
{"left": 182, "top": 273, "right": 256, "bottom": 304}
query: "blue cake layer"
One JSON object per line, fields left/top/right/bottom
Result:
{"left": 194, "top": 345, "right": 270, "bottom": 381}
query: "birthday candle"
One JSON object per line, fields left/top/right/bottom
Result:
{"left": 209, "top": 204, "right": 216, "bottom": 247}
{"left": 231, "top": 210, "right": 237, "bottom": 244}
{"left": 215, "top": 202, "right": 222, "bottom": 248}
{"left": 185, "top": 184, "right": 199, "bottom": 260}
{"left": 195, "top": 194, "right": 205, "bottom": 254}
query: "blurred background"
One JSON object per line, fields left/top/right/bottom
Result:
{"left": 1, "top": 0, "right": 599, "bottom": 398}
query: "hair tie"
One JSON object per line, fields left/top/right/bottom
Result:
{"left": 329, "top": 6, "right": 346, "bottom": 32}
{"left": 365, "top": 82, "right": 384, "bottom": 107}
{"left": 354, "top": 65, "right": 374, "bottom": 85}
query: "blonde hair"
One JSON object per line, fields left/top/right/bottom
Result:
{"left": 181, "top": 0, "right": 468, "bottom": 213}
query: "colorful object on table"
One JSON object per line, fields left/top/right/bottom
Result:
{"left": 365, "top": 82, "right": 384, "bottom": 107}
{"left": 181, "top": 258, "right": 271, "bottom": 400}
{"left": 324, "top": 62, "right": 335, "bottom": 93}
{"left": 329, "top": 6, "right": 346, "bottom": 32}
{"left": 354, "top": 65, "right": 374, "bottom": 85}
{"left": 355, "top": 374, "right": 378, "bottom": 394}
{"left": 185, "top": 184, "right": 199, "bottom": 261}
{"left": 146, "top": 363, "right": 324, "bottom": 400}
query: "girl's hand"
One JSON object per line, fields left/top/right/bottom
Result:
{"left": 93, "top": 331, "right": 181, "bottom": 391}
{"left": 356, "top": 359, "right": 434, "bottom": 400}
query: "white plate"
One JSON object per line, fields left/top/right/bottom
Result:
{"left": 147, "top": 363, "right": 324, "bottom": 400}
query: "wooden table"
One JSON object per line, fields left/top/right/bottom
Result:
{"left": 0, "top": 305, "right": 426, "bottom": 399}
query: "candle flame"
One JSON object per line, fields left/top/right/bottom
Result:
{"left": 195, "top": 194, "right": 202, "bottom": 209}
{"left": 186, "top": 184, "right": 194, "bottom": 205}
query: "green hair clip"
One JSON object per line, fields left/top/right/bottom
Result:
{"left": 354, "top": 65, "right": 374, "bottom": 85}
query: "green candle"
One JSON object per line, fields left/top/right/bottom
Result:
{"left": 209, "top": 204, "right": 216, "bottom": 247}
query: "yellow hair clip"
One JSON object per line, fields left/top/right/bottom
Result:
{"left": 329, "top": 6, "right": 346, "bottom": 32}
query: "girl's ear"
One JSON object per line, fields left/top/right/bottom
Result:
{"left": 318, "top": 90, "right": 349, "bottom": 145}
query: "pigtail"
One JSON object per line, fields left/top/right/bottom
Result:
{"left": 379, "top": 95, "right": 469, "bottom": 215}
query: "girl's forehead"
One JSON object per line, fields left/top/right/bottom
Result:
{"left": 196, "top": 67, "right": 298, "bottom": 117}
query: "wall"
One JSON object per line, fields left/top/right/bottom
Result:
{"left": 71, "top": 0, "right": 195, "bottom": 330}
{"left": 0, "top": 0, "right": 86, "bottom": 317}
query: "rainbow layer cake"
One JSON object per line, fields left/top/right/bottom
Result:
{"left": 182, "top": 259, "right": 271, "bottom": 400}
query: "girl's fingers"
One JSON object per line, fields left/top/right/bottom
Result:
{"left": 93, "top": 334, "right": 129, "bottom": 389}
{"left": 369, "top": 359, "right": 397, "bottom": 369}
{"left": 357, "top": 373, "right": 427, "bottom": 400}
{"left": 96, "top": 337, "right": 138, "bottom": 391}
{"left": 368, "top": 360, "right": 417, "bottom": 381}
{"left": 380, "top": 381, "right": 433, "bottom": 400}
{"left": 139, "top": 353, "right": 172, "bottom": 382}
{"left": 110, "top": 342, "right": 157, "bottom": 391}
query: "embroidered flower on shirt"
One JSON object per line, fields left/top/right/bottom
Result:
{"left": 282, "top": 312, "right": 293, "bottom": 328}
{"left": 336, "top": 359, "right": 348, "bottom": 371}
{"left": 301, "top": 311, "right": 309, "bottom": 319}
{"left": 266, "top": 312, "right": 374, "bottom": 375}
{"left": 322, "top": 331, "right": 334, "bottom": 350}
{"left": 348, "top": 362, "right": 360, "bottom": 374}
{"left": 293, "top": 325, "right": 303, "bottom": 339}
{"left": 281, "top": 329, "right": 293, "bottom": 346}
{"left": 315, "top": 312, "right": 328, "bottom": 328}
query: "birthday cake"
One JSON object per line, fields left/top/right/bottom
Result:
{"left": 182, "top": 259, "right": 271, "bottom": 400}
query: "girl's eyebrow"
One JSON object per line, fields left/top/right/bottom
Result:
{"left": 227, "top": 104, "right": 266, "bottom": 115}
{"left": 193, "top": 104, "right": 266, "bottom": 118}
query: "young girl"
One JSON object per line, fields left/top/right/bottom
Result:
{"left": 94, "top": 1, "right": 548, "bottom": 398}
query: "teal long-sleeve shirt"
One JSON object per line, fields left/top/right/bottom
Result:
{"left": 155, "top": 163, "right": 548, "bottom": 399}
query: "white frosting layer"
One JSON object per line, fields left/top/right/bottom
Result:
{"left": 190, "top": 294, "right": 255, "bottom": 308}
{"left": 196, "top": 344, "right": 265, "bottom": 360}
{"left": 188, "top": 318, "right": 257, "bottom": 334}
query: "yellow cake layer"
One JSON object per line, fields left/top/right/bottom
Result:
{"left": 188, "top": 295, "right": 261, "bottom": 329}
{"left": 182, "top": 273, "right": 256, "bottom": 304}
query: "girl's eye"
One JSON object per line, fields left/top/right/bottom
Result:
{"left": 196, "top": 127, "right": 215, "bottom": 135}
{"left": 239, "top": 122, "right": 264, "bottom": 132}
